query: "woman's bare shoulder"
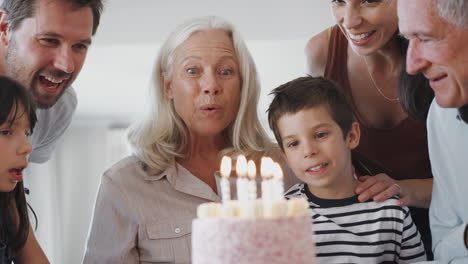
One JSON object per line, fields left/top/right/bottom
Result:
{"left": 305, "top": 28, "right": 331, "bottom": 77}
{"left": 14, "top": 224, "right": 49, "bottom": 264}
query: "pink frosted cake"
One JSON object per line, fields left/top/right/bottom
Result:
{"left": 192, "top": 199, "right": 316, "bottom": 264}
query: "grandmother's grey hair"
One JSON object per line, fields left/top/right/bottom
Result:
{"left": 127, "top": 16, "right": 272, "bottom": 174}
{"left": 437, "top": 0, "right": 468, "bottom": 28}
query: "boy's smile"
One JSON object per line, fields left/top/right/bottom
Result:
{"left": 306, "top": 162, "right": 329, "bottom": 176}
{"left": 278, "top": 105, "right": 360, "bottom": 199}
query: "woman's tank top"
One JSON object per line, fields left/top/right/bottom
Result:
{"left": 324, "top": 25, "right": 432, "bottom": 181}
{"left": 324, "top": 25, "right": 433, "bottom": 259}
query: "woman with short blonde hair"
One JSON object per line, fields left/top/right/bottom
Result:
{"left": 128, "top": 16, "right": 272, "bottom": 175}
{"left": 84, "top": 16, "right": 296, "bottom": 263}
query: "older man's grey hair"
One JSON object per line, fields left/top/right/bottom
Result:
{"left": 438, "top": 0, "right": 468, "bottom": 28}
{"left": 128, "top": 16, "right": 272, "bottom": 175}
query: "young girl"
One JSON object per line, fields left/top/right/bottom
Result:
{"left": 0, "top": 76, "right": 48, "bottom": 264}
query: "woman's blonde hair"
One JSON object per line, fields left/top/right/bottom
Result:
{"left": 128, "top": 16, "right": 272, "bottom": 174}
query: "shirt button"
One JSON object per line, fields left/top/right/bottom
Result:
{"left": 174, "top": 227, "right": 181, "bottom": 234}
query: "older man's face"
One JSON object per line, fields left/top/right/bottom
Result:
{"left": 398, "top": 0, "right": 468, "bottom": 108}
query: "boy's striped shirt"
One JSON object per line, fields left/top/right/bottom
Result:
{"left": 285, "top": 183, "right": 427, "bottom": 264}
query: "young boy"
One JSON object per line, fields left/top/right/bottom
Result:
{"left": 267, "top": 76, "right": 426, "bottom": 263}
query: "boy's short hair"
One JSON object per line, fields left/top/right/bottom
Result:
{"left": 267, "top": 76, "right": 354, "bottom": 150}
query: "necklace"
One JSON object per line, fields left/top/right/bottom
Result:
{"left": 363, "top": 56, "right": 400, "bottom": 102}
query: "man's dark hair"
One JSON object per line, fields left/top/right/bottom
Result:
{"left": 267, "top": 76, "right": 354, "bottom": 150}
{"left": 1, "top": 0, "right": 104, "bottom": 35}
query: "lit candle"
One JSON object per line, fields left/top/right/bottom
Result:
{"left": 247, "top": 160, "right": 257, "bottom": 200}
{"left": 260, "top": 157, "right": 274, "bottom": 201}
{"left": 236, "top": 155, "right": 249, "bottom": 201}
{"left": 261, "top": 157, "right": 277, "bottom": 217}
{"left": 220, "top": 156, "right": 232, "bottom": 203}
{"left": 273, "top": 162, "right": 285, "bottom": 200}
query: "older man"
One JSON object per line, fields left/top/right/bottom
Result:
{"left": 0, "top": 0, "right": 103, "bottom": 164}
{"left": 398, "top": 0, "right": 468, "bottom": 261}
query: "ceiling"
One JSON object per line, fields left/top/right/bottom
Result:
{"left": 93, "top": 0, "right": 333, "bottom": 46}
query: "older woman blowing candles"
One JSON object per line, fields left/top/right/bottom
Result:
{"left": 83, "top": 16, "right": 297, "bottom": 264}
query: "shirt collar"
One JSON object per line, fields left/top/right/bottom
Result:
{"left": 143, "top": 161, "right": 220, "bottom": 202}
{"left": 141, "top": 162, "right": 171, "bottom": 181}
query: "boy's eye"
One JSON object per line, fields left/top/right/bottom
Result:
{"left": 286, "top": 140, "right": 299, "bottom": 148}
{"left": 0, "top": 129, "right": 12, "bottom": 136}
{"left": 315, "top": 132, "right": 329, "bottom": 139}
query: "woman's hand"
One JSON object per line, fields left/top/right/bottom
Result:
{"left": 355, "top": 173, "right": 409, "bottom": 206}
{"left": 355, "top": 174, "right": 432, "bottom": 208}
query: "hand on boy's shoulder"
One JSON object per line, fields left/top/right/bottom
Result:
{"left": 355, "top": 173, "right": 408, "bottom": 206}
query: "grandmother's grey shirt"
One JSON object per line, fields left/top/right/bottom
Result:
{"left": 83, "top": 152, "right": 298, "bottom": 264}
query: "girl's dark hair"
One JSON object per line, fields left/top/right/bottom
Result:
{"left": 0, "top": 75, "right": 37, "bottom": 257}
{"left": 397, "top": 35, "right": 435, "bottom": 121}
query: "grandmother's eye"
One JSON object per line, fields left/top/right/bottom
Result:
{"left": 220, "top": 69, "right": 233, "bottom": 75}
{"left": 186, "top": 68, "right": 198, "bottom": 74}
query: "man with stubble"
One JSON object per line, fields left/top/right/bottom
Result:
{"left": 0, "top": 0, "right": 103, "bottom": 164}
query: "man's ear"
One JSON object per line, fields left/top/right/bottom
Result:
{"left": 0, "top": 9, "right": 10, "bottom": 46}
{"left": 346, "top": 122, "right": 360, "bottom": 150}
{"left": 162, "top": 74, "right": 173, "bottom": 99}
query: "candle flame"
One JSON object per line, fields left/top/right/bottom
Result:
{"left": 220, "top": 156, "right": 232, "bottom": 178}
{"left": 247, "top": 160, "right": 256, "bottom": 180}
{"left": 236, "top": 155, "right": 248, "bottom": 178}
{"left": 273, "top": 162, "right": 284, "bottom": 180}
{"left": 260, "top": 157, "right": 273, "bottom": 179}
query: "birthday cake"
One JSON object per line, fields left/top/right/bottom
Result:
{"left": 191, "top": 156, "right": 316, "bottom": 264}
